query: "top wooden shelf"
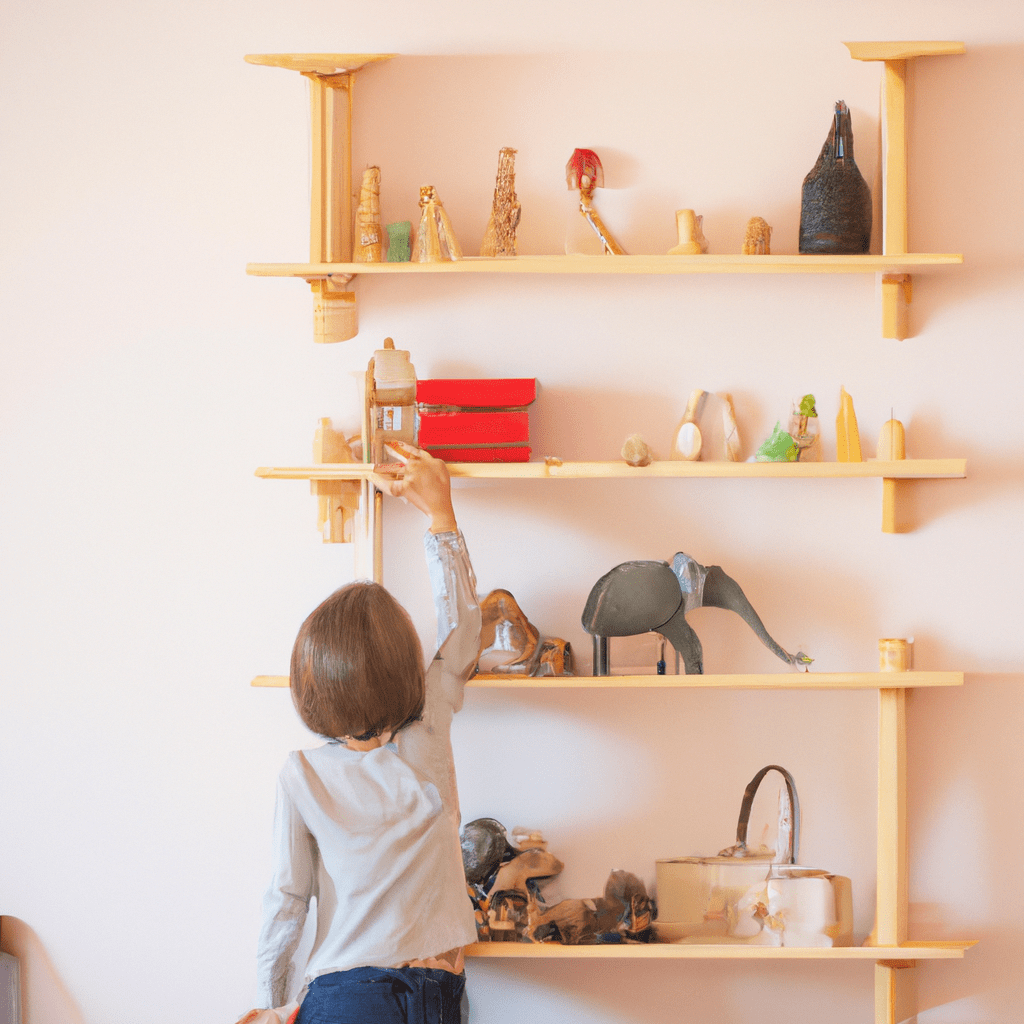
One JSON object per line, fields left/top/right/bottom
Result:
{"left": 244, "top": 53, "right": 395, "bottom": 76}
{"left": 247, "top": 253, "right": 962, "bottom": 281}
{"left": 843, "top": 41, "right": 966, "bottom": 62}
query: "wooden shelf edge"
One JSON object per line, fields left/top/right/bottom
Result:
{"left": 255, "top": 460, "right": 967, "bottom": 482}
{"left": 844, "top": 41, "right": 966, "bottom": 62}
{"left": 466, "top": 939, "right": 975, "bottom": 960}
{"left": 245, "top": 53, "right": 396, "bottom": 75}
{"left": 252, "top": 671, "right": 963, "bottom": 690}
{"left": 246, "top": 253, "right": 963, "bottom": 279}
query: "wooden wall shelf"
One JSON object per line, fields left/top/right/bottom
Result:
{"left": 245, "top": 43, "right": 965, "bottom": 339}
{"left": 466, "top": 939, "right": 975, "bottom": 961}
{"left": 247, "top": 253, "right": 962, "bottom": 281}
{"left": 251, "top": 671, "right": 962, "bottom": 690}
{"left": 256, "top": 458, "right": 967, "bottom": 534}
{"left": 247, "top": 41, "right": 974, "bottom": 1024}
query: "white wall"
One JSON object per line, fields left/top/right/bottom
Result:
{"left": 1, "top": 2, "right": 1021, "bottom": 1022}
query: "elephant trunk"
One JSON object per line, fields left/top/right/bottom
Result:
{"left": 701, "top": 566, "right": 810, "bottom": 668}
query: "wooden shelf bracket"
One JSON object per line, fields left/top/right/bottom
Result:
{"left": 844, "top": 41, "right": 966, "bottom": 339}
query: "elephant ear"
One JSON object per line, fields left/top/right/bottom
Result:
{"left": 581, "top": 561, "right": 682, "bottom": 636}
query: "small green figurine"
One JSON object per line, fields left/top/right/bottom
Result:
{"left": 385, "top": 221, "right": 412, "bottom": 262}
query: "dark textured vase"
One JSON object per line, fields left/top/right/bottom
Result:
{"left": 799, "top": 100, "right": 872, "bottom": 254}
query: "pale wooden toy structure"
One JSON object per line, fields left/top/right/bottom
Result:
{"left": 413, "top": 185, "right": 462, "bottom": 262}
{"left": 668, "top": 209, "right": 709, "bottom": 255}
{"left": 565, "top": 148, "right": 626, "bottom": 255}
{"left": 246, "top": 46, "right": 973, "bottom": 1024}
{"left": 312, "top": 418, "right": 360, "bottom": 543}
{"left": 742, "top": 216, "right": 772, "bottom": 255}
{"left": 481, "top": 147, "right": 521, "bottom": 257}
{"left": 353, "top": 166, "right": 382, "bottom": 262}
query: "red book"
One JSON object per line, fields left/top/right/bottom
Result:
{"left": 416, "top": 378, "right": 536, "bottom": 409}
{"left": 423, "top": 445, "right": 532, "bottom": 463}
{"left": 418, "top": 410, "right": 529, "bottom": 446}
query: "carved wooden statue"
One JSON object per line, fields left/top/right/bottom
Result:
{"left": 481, "top": 147, "right": 521, "bottom": 256}
{"left": 412, "top": 185, "right": 462, "bottom": 262}
{"left": 353, "top": 166, "right": 382, "bottom": 262}
{"left": 476, "top": 589, "right": 574, "bottom": 676}
{"left": 668, "top": 209, "right": 709, "bottom": 255}
{"left": 742, "top": 216, "right": 772, "bottom": 255}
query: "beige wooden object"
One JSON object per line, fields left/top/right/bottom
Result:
{"left": 311, "top": 418, "right": 360, "bottom": 542}
{"left": 878, "top": 419, "right": 907, "bottom": 533}
{"left": 835, "top": 387, "right": 863, "bottom": 462}
{"left": 481, "top": 147, "right": 521, "bottom": 257}
{"left": 741, "top": 217, "right": 772, "bottom": 255}
{"left": 353, "top": 166, "right": 383, "bottom": 262}
{"left": 667, "top": 209, "right": 708, "bottom": 255}
{"left": 844, "top": 41, "right": 966, "bottom": 339}
{"left": 245, "top": 54, "right": 396, "bottom": 340}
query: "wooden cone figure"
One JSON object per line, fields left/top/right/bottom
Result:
{"left": 413, "top": 185, "right": 462, "bottom": 262}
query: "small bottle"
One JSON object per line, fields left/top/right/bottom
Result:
{"left": 370, "top": 338, "right": 417, "bottom": 462}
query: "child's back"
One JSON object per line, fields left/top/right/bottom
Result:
{"left": 246, "top": 448, "right": 480, "bottom": 1024}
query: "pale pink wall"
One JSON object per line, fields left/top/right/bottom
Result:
{"left": 1, "top": 2, "right": 1022, "bottom": 1023}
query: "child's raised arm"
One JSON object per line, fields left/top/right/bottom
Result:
{"left": 371, "top": 442, "right": 457, "bottom": 534}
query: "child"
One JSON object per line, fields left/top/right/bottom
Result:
{"left": 239, "top": 444, "right": 481, "bottom": 1024}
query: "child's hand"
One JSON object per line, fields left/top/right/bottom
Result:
{"left": 372, "top": 443, "right": 457, "bottom": 534}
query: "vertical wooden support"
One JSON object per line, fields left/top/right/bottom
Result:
{"left": 846, "top": 41, "right": 964, "bottom": 340}
{"left": 876, "top": 686, "right": 908, "bottom": 945}
{"left": 881, "top": 477, "right": 899, "bottom": 533}
{"left": 879, "top": 57, "right": 910, "bottom": 340}
{"left": 881, "top": 273, "right": 912, "bottom": 342}
{"left": 875, "top": 961, "right": 917, "bottom": 1024}
{"left": 307, "top": 71, "right": 358, "bottom": 341}
{"left": 880, "top": 59, "right": 909, "bottom": 257}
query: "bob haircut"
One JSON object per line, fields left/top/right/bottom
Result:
{"left": 290, "top": 581, "right": 425, "bottom": 740}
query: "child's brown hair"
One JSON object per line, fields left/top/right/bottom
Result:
{"left": 289, "top": 582, "right": 426, "bottom": 740}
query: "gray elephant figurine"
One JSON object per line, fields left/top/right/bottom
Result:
{"left": 581, "top": 552, "right": 812, "bottom": 675}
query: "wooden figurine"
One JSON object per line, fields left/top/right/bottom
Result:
{"left": 477, "top": 589, "right": 574, "bottom": 676}
{"left": 412, "top": 185, "right": 462, "bottom": 262}
{"left": 668, "top": 209, "right": 709, "bottom": 254}
{"left": 565, "top": 148, "right": 626, "bottom": 255}
{"left": 353, "top": 166, "right": 382, "bottom": 262}
{"left": 742, "top": 216, "right": 772, "bottom": 255}
{"left": 480, "top": 147, "right": 521, "bottom": 257}
{"left": 526, "top": 870, "right": 654, "bottom": 945}
{"left": 671, "top": 391, "right": 741, "bottom": 462}
{"left": 799, "top": 100, "right": 872, "bottom": 254}
{"left": 835, "top": 386, "right": 862, "bottom": 461}
{"left": 582, "top": 552, "right": 813, "bottom": 675}
{"left": 311, "top": 418, "right": 360, "bottom": 543}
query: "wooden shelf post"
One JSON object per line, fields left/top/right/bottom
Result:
{"left": 845, "top": 41, "right": 965, "bottom": 340}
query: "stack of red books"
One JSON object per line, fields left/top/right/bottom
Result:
{"left": 416, "top": 378, "right": 537, "bottom": 462}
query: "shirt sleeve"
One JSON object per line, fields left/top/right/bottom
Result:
{"left": 424, "top": 529, "right": 482, "bottom": 711}
{"left": 256, "top": 759, "right": 318, "bottom": 1008}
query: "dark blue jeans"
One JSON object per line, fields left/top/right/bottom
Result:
{"left": 296, "top": 966, "right": 466, "bottom": 1024}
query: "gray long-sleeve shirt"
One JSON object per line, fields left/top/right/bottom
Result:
{"left": 256, "top": 530, "right": 481, "bottom": 1008}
